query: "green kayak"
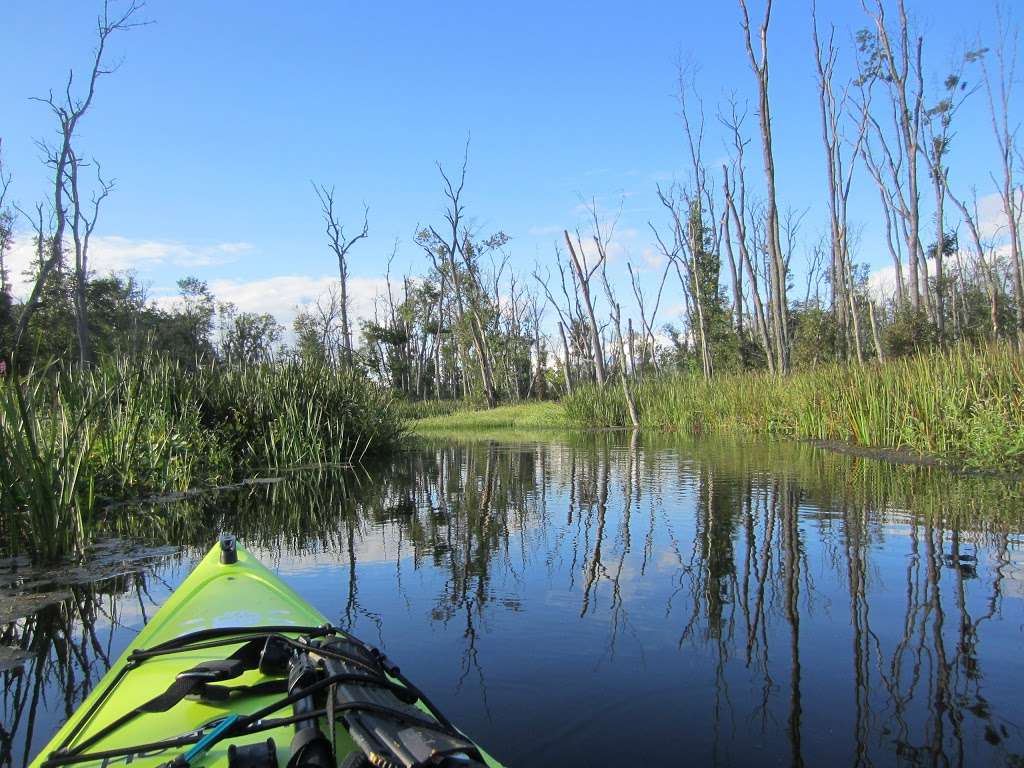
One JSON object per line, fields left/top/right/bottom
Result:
{"left": 31, "top": 537, "right": 504, "bottom": 768}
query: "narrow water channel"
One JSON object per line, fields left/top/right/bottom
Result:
{"left": 3, "top": 434, "right": 1024, "bottom": 767}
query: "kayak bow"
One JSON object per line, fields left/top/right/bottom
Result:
{"left": 31, "top": 536, "right": 504, "bottom": 768}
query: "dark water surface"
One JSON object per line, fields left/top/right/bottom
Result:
{"left": 4, "top": 434, "right": 1024, "bottom": 767}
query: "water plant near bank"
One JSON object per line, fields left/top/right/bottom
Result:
{"left": 564, "top": 342, "right": 1024, "bottom": 470}
{"left": 0, "top": 355, "right": 403, "bottom": 562}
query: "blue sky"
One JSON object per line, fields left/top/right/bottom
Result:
{"left": 0, "top": 0, "right": 1013, "bottom": 330}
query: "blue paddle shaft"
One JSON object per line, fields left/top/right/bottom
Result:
{"left": 183, "top": 715, "right": 240, "bottom": 764}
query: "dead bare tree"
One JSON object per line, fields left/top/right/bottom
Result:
{"left": 921, "top": 46, "right": 983, "bottom": 341}
{"left": 588, "top": 204, "right": 639, "bottom": 427}
{"left": 312, "top": 183, "right": 368, "bottom": 365}
{"left": 627, "top": 259, "right": 669, "bottom": 374}
{"left": 858, "top": 0, "right": 928, "bottom": 314}
{"left": 564, "top": 219, "right": 608, "bottom": 386}
{"left": 0, "top": 152, "right": 12, "bottom": 296}
{"left": 66, "top": 150, "right": 113, "bottom": 365}
{"left": 652, "top": 184, "right": 714, "bottom": 379}
{"left": 813, "top": 3, "right": 872, "bottom": 363}
{"left": 18, "top": 0, "right": 146, "bottom": 366}
{"left": 980, "top": 8, "right": 1024, "bottom": 346}
{"left": 739, "top": 0, "right": 790, "bottom": 373}
{"left": 721, "top": 102, "right": 775, "bottom": 373}
{"left": 948, "top": 186, "right": 1002, "bottom": 339}
{"left": 417, "top": 143, "right": 499, "bottom": 407}
{"left": 534, "top": 255, "right": 583, "bottom": 395}
{"left": 0, "top": 152, "right": 13, "bottom": 364}
{"left": 526, "top": 289, "right": 546, "bottom": 399}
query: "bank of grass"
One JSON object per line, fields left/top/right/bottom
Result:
{"left": 411, "top": 401, "right": 567, "bottom": 433}
{"left": 564, "top": 342, "right": 1024, "bottom": 471}
{"left": 0, "top": 355, "right": 404, "bottom": 562}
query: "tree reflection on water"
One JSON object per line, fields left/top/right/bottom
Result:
{"left": 3, "top": 434, "right": 1023, "bottom": 767}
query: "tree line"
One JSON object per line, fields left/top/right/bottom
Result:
{"left": 2, "top": 0, "right": 1022, "bottom": 411}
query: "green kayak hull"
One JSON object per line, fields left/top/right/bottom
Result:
{"left": 30, "top": 541, "right": 503, "bottom": 768}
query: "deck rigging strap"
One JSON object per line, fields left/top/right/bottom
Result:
{"left": 51, "top": 626, "right": 335, "bottom": 757}
{"left": 43, "top": 625, "right": 478, "bottom": 768}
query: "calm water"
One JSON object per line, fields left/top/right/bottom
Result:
{"left": 4, "top": 434, "right": 1024, "bottom": 767}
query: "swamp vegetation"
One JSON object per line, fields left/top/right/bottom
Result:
{"left": 2, "top": 1, "right": 1024, "bottom": 766}
{"left": 0, "top": 356, "right": 403, "bottom": 562}
{"left": 565, "top": 342, "right": 1024, "bottom": 470}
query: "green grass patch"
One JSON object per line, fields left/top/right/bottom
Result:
{"left": 411, "top": 401, "right": 567, "bottom": 433}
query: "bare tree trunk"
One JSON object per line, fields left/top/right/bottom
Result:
{"left": 844, "top": 263, "right": 865, "bottom": 367}
{"left": 813, "top": 6, "right": 870, "bottom": 361}
{"left": 982, "top": 13, "right": 1024, "bottom": 346}
{"left": 724, "top": 166, "right": 774, "bottom": 374}
{"left": 862, "top": 139, "right": 907, "bottom": 307}
{"left": 720, "top": 184, "right": 744, "bottom": 336}
{"left": 67, "top": 150, "right": 111, "bottom": 366}
{"left": 628, "top": 260, "right": 669, "bottom": 373}
{"left": 627, "top": 317, "right": 638, "bottom": 379}
{"left": 740, "top": 0, "right": 790, "bottom": 373}
{"left": 868, "top": 300, "right": 885, "bottom": 363}
{"left": 932, "top": 170, "right": 946, "bottom": 339}
{"left": 420, "top": 145, "right": 499, "bottom": 407}
{"left": 861, "top": 0, "right": 927, "bottom": 313}
{"left": 558, "top": 321, "right": 574, "bottom": 397}
{"left": 564, "top": 229, "right": 607, "bottom": 386}
{"left": 15, "top": 3, "right": 145, "bottom": 365}
{"left": 948, "top": 187, "right": 1001, "bottom": 340}
{"left": 313, "top": 184, "right": 368, "bottom": 365}
{"left": 600, "top": 270, "right": 640, "bottom": 428}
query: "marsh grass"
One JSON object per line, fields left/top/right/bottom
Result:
{"left": 565, "top": 343, "right": 1024, "bottom": 470}
{"left": 0, "top": 356, "right": 403, "bottom": 561}
{"left": 0, "top": 370, "right": 96, "bottom": 562}
{"left": 411, "top": 401, "right": 566, "bottom": 432}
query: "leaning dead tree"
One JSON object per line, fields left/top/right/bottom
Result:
{"left": 312, "top": 183, "right": 368, "bottom": 365}
{"left": 17, "top": 0, "right": 145, "bottom": 366}
{"left": 739, "top": 0, "right": 790, "bottom": 373}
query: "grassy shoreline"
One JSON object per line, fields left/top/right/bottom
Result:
{"left": 406, "top": 343, "right": 1024, "bottom": 472}
{"left": 564, "top": 343, "right": 1024, "bottom": 471}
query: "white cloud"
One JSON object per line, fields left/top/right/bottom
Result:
{"left": 977, "top": 191, "right": 1017, "bottom": 240}
{"left": 564, "top": 222, "right": 641, "bottom": 266}
{"left": 89, "top": 236, "right": 251, "bottom": 270}
{"left": 203, "top": 274, "right": 388, "bottom": 334}
{"left": 638, "top": 245, "right": 667, "bottom": 271}
{"left": 4, "top": 233, "right": 252, "bottom": 298}
{"left": 2, "top": 231, "right": 391, "bottom": 343}
{"left": 866, "top": 263, "right": 900, "bottom": 302}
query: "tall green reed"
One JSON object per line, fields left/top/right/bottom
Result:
{"left": 0, "top": 355, "right": 404, "bottom": 562}
{"left": 564, "top": 342, "right": 1024, "bottom": 470}
{"left": 0, "top": 370, "right": 96, "bottom": 562}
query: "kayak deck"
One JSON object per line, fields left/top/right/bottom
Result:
{"left": 31, "top": 538, "right": 502, "bottom": 768}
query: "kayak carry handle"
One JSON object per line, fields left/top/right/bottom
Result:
{"left": 220, "top": 533, "right": 238, "bottom": 564}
